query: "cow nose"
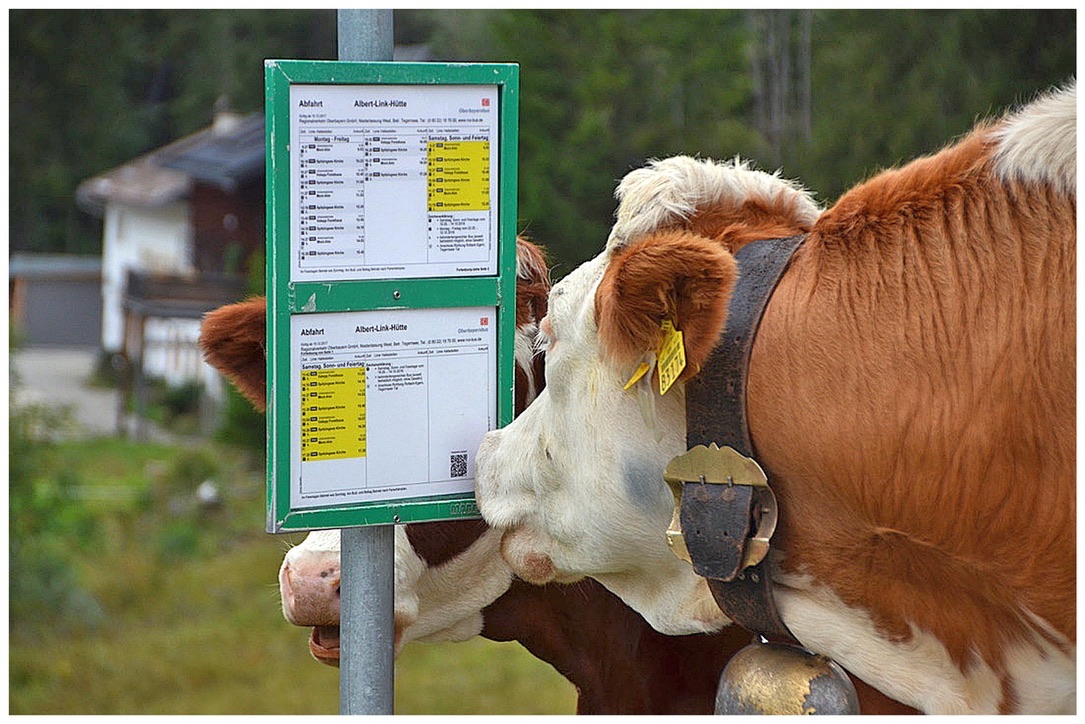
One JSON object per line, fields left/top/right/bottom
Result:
{"left": 280, "top": 550, "right": 341, "bottom": 626}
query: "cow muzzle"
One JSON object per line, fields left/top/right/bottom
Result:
{"left": 279, "top": 551, "right": 341, "bottom": 627}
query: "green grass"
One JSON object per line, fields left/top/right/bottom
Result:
{"left": 396, "top": 638, "right": 576, "bottom": 714}
{"left": 9, "top": 435, "right": 576, "bottom": 715}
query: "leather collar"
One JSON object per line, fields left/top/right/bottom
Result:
{"left": 680, "top": 234, "right": 806, "bottom": 639}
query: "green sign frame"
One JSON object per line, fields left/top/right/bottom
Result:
{"left": 264, "top": 60, "right": 519, "bottom": 533}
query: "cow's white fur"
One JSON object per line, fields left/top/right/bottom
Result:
{"left": 279, "top": 528, "right": 341, "bottom": 625}
{"left": 285, "top": 527, "right": 339, "bottom": 556}
{"left": 773, "top": 570, "right": 993, "bottom": 713}
{"left": 773, "top": 571, "right": 1074, "bottom": 713}
{"left": 992, "top": 81, "right": 1076, "bottom": 194}
{"left": 607, "top": 155, "right": 822, "bottom": 251}
{"left": 473, "top": 85, "right": 1076, "bottom": 714}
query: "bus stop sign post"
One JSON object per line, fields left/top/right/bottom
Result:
{"left": 265, "top": 9, "right": 519, "bottom": 715}
{"left": 340, "top": 11, "right": 393, "bottom": 715}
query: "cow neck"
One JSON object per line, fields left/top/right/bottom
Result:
{"left": 682, "top": 234, "right": 806, "bottom": 641}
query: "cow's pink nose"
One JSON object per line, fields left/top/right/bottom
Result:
{"left": 280, "top": 551, "right": 341, "bottom": 626}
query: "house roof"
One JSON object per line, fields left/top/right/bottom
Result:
{"left": 75, "top": 155, "right": 192, "bottom": 216}
{"left": 157, "top": 112, "right": 265, "bottom": 192}
{"left": 76, "top": 111, "right": 265, "bottom": 216}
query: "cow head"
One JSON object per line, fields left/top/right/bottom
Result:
{"left": 277, "top": 523, "right": 512, "bottom": 661}
{"left": 200, "top": 236, "right": 551, "bottom": 664}
{"left": 475, "top": 157, "right": 820, "bottom": 635}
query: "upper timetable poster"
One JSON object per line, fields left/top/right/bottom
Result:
{"left": 289, "top": 84, "right": 499, "bottom": 282}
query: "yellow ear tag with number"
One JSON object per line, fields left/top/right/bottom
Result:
{"left": 656, "top": 320, "right": 686, "bottom": 395}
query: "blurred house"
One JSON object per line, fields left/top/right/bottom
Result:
{"left": 75, "top": 101, "right": 262, "bottom": 390}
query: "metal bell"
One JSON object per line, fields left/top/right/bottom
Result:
{"left": 715, "top": 640, "right": 860, "bottom": 715}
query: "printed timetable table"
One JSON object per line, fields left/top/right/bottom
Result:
{"left": 290, "top": 84, "right": 500, "bottom": 282}
{"left": 289, "top": 306, "right": 497, "bottom": 509}
{"left": 300, "top": 367, "right": 367, "bottom": 462}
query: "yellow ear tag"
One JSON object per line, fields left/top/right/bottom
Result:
{"left": 623, "top": 361, "right": 652, "bottom": 390}
{"left": 657, "top": 320, "right": 686, "bottom": 395}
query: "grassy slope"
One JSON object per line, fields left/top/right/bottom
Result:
{"left": 9, "top": 438, "right": 576, "bottom": 715}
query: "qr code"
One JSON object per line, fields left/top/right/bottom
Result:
{"left": 449, "top": 452, "right": 469, "bottom": 478}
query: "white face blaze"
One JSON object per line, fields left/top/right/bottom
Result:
{"left": 475, "top": 251, "right": 729, "bottom": 635}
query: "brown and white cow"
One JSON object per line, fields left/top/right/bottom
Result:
{"left": 202, "top": 237, "right": 914, "bottom": 714}
{"left": 474, "top": 84, "right": 1076, "bottom": 714}
{"left": 278, "top": 511, "right": 913, "bottom": 713}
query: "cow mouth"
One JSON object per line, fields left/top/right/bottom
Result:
{"left": 309, "top": 625, "right": 341, "bottom": 667}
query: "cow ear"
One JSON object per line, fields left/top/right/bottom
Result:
{"left": 595, "top": 231, "right": 737, "bottom": 384}
{"left": 199, "top": 297, "right": 267, "bottom": 412}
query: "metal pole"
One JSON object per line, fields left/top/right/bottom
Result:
{"left": 339, "top": 9, "right": 393, "bottom": 61}
{"left": 340, "top": 525, "right": 395, "bottom": 715}
{"left": 337, "top": 8, "right": 395, "bottom": 716}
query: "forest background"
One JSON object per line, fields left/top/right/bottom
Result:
{"left": 10, "top": 8, "right": 1076, "bottom": 276}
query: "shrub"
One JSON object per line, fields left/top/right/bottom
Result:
{"left": 161, "top": 380, "right": 203, "bottom": 421}
{"left": 9, "top": 390, "right": 103, "bottom": 634}
{"left": 213, "top": 384, "right": 265, "bottom": 454}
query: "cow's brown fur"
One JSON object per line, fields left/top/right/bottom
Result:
{"left": 406, "top": 519, "right": 490, "bottom": 567}
{"left": 595, "top": 193, "right": 818, "bottom": 382}
{"left": 200, "top": 296, "right": 268, "bottom": 411}
{"left": 482, "top": 577, "right": 915, "bottom": 715}
{"left": 594, "top": 113, "right": 1075, "bottom": 709}
{"left": 514, "top": 235, "right": 550, "bottom": 329}
{"left": 513, "top": 236, "right": 549, "bottom": 418}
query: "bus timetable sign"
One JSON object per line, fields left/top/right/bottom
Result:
{"left": 264, "top": 60, "right": 519, "bottom": 532}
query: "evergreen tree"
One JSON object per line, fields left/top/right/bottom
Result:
{"left": 795, "top": 9, "right": 1076, "bottom": 200}
{"left": 427, "top": 9, "right": 758, "bottom": 270}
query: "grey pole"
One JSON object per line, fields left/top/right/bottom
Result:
{"left": 337, "top": 8, "right": 395, "bottom": 716}
{"left": 339, "top": 9, "right": 394, "bottom": 62}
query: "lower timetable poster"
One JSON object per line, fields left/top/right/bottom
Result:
{"left": 289, "top": 306, "right": 497, "bottom": 510}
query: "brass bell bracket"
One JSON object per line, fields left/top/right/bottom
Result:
{"left": 663, "top": 443, "right": 779, "bottom": 578}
